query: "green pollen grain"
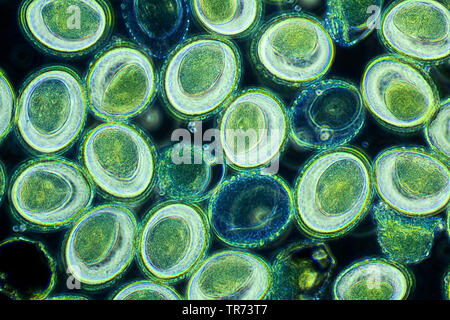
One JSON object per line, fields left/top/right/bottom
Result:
{"left": 385, "top": 80, "right": 427, "bottom": 121}
{"left": 102, "top": 64, "right": 149, "bottom": 115}
{"left": 342, "top": 0, "right": 378, "bottom": 27}
{"left": 93, "top": 129, "right": 139, "bottom": 179}
{"left": 179, "top": 44, "right": 225, "bottom": 95}
{"left": 20, "top": 171, "right": 69, "bottom": 212}
{"left": 28, "top": 79, "right": 70, "bottom": 134}
{"left": 378, "top": 219, "right": 433, "bottom": 263}
{"left": 271, "top": 21, "right": 318, "bottom": 60}
{"left": 146, "top": 217, "right": 190, "bottom": 271}
{"left": 226, "top": 102, "right": 266, "bottom": 152}
{"left": 198, "top": 0, "right": 238, "bottom": 24}
{"left": 295, "top": 260, "right": 320, "bottom": 291}
{"left": 316, "top": 159, "right": 364, "bottom": 215}
{"left": 41, "top": 0, "right": 100, "bottom": 40}
{"left": 345, "top": 279, "right": 394, "bottom": 300}
{"left": 393, "top": 154, "right": 447, "bottom": 199}
{"left": 122, "top": 290, "right": 166, "bottom": 300}
{"left": 199, "top": 256, "right": 252, "bottom": 298}
{"left": 74, "top": 214, "right": 119, "bottom": 266}
{"left": 393, "top": 3, "right": 447, "bottom": 42}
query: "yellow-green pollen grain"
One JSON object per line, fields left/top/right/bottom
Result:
{"left": 226, "top": 102, "right": 266, "bottom": 153}
{"left": 102, "top": 64, "right": 149, "bottom": 115}
{"left": 145, "top": 217, "right": 190, "bottom": 271}
{"left": 393, "top": 3, "right": 447, "bottom": 42}
{"left": 341, "top": 0, "right": 378, "bottom": 27}
{"left": 270, "top": 21, "right": 318, "bottom": 60}
{"left": 379, "top": 219, "right": 433, "bottom": 262}
{"left": 28, "top": 79, "right": 70, "bottom": 134}
{"left": 295, "top": 260, "right": 321, "bottom": 292}
{"left": 19, "top": 171, "right": 69, "bottom": 212}
{"left": 122, "top": 290, "right": 166, "bottom": 300}
{"left": 93, "top": 129, "right": 139, "bottom": 179}
{"left": 41, "top": 0, "right": 100, "bottom": 40}
{"left": 393, "top": 154, "right": 447, "bottom": 199}
{"left": 198, "top": 0, "right": 238, "bottom": 24}
{"left": 199, "top": 256, "right": 252, "bottom": 298}
{"left": 74, "top": 214, "right": 119, "bottom": 266}
{"left": 178, "top": 44, "right": 225, "bottom": 95}
{"left": 384, "top": 80, "right": 427, "bottom": 121}
{"left": 344, "top": 278, "right": 394, "bottom": 300}
{"left": 316, "top": 159, "right": 364, "bottom": 215}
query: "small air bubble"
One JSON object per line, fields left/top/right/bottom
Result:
{"left": 188, "top": 122, "right": 197, "bottom": 133}
{"left": 319, "top": 129, "right": 332, "bottom": 141}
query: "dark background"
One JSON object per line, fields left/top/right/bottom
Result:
{"left": 0, "top": 0, "right": 448, "bottom": 300}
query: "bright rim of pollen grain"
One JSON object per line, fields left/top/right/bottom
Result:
{"left": 65, "top": 204, "right": 137, "bottom": 286}
{"left": 193, "top": 0, "right": 262, "bottom": 37}
{"left": 20, "top": 0, "right": 112, "bottom": 56}
{"left": 219, "top": 88, "right": 287, "bottom": 169}
{"left": 294, "top": 147, "right": 372, "bottom": 239}
{"left": 15, "top": 66, "right": 86, "bottom": 154}
{"left": 87, "top": 42, "right": 157, "bottom": 121}
{"left": 163, "top": 36, "right": 241, "bottom": 119}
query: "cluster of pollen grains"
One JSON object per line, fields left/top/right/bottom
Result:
{"left": 19, "top": 0, "right": 113, "bottom": 57}
{"left": 294, "top": 147, "right": 373, "bottom": 239}
{"left": 81, "top": 122, "right": 156, "bottom": 202}
{"left": 187, "top": 250, "right": 271, "bottom": 300}
{"left": 86, "top": 43, "right": 157, "bottom": 121}
{"left": 380, "top": 0, "right": 450, "bottom": 63}
{"left": 192, "top": 0, "right": 262, "bottom": 37}
{"left": 2, "top": 0, "right": 450, "bottom": 301}
{"left": 64, "top": 204, "right": 137, "bottom": 287}
{"left": 163, "top": 36, "right": 241, "bottom": 119}
{"left": 362, "top": 55, "right": 439, "bottom": 132}
{"left": 373, "top": 147, "right": 450, "bottom": 216}
{"left": 138, "top": 202, "right": 210, "bottom": 282}
{"left": 112, "top": 281, "right": 181, "bottom": 300}
{"left": 252, "top": 13, "right": 335, "bottom": 87}
{"left": 15, "top": 66, "right": 87, "bottom": 154}
{"left": 0, "top": 69, "right": 14, "bottom": 144}
{"left": 9, "top": 157, "right": 94, "bottom": 231}
{"left": 333, "top": 258, "right": 414, "bottom": 300}
{"left": 219, "top": 88, "right": 287, "bottom": 169}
